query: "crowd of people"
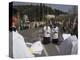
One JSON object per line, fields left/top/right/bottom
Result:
{"left": 9, "top": 5, "right": 78, "bottom": 58}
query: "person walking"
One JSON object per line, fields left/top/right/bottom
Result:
{"left": 42, "top": 23, "right": 51, "bottom": 44}
{"left": 51, "top": 24, "right": 59, "bottom": 44}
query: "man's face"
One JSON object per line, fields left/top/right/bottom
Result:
{"left": 12, "top": 16, "right": 19, "bottom": 28}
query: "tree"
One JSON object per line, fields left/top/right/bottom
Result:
{"left": 14, "top": 4, "right": 67, "bottom": 22}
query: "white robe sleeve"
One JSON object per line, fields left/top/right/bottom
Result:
{"left": 13, "top": 31, "right": 34, "bottom": 58}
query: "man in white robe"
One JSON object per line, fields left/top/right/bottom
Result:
{"left": 9, "top": 7, "right": 34, "bottom": 58}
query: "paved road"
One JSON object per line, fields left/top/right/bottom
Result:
{"left": 19, "top": 27, "right": 73, "bottom": 57}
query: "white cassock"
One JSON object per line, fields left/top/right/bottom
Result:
{"left": 52, "top": 27, "right": 59, "bottom": 39}
{"left": 9, "top": 31, "right": 34, "bottom": 58}
{"left": 43, "top": 26, "right": 51, "bottom": 37}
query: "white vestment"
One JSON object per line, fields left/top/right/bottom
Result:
{"left": 52, "top": 27, "right": 59, "bottom": 39}
{"left": 43, "top": 26, "right": 51, "bottom": 37}
{"left": 9, "top": 31, "right": 34, "bottom": 58}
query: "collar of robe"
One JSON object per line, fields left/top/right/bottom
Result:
{"left": 9, "top": 27, "right": 16, "bottom": 32}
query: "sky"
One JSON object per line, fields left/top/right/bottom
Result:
{"left": 45, "top": 4, "right": 74, "bottom": 12}
{"left": 13, "top": 2, "right": 77, "bottom": 12}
